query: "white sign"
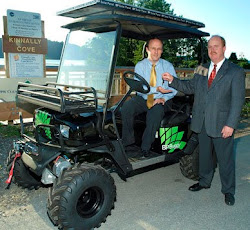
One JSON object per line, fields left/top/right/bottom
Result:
{"left": 9, "top": 53, "right": 44, "bottom": 78}
{"left": 0, "top": 78, "right": 56, "bottom": 102}
{"left": 6, "top": 9, "right": 44, "bottom": 78}
{"left": 7, "top": 9, "right": 42, "bottom": 38}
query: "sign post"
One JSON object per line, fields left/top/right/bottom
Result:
{"left": 2, "top": 9, "right": 47, "bottom": 78}
{"left": 0, "top": 9, "right": 49, "bottom": 121}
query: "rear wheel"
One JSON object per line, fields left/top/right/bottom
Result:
{"left": 6, "top": 150, "right": 42, "bottom": 189}
{"left": 47, "top": 163, "right": 116, "bottom": 230}
{"left": 179, "top": 146, "right": 199, "bottom": 181}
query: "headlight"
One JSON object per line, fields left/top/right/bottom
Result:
{"left": 60, "top": 125, "right": 70, "bottom": 138}
{"left": 25, "top": 142, "right": 39, "bottom": 156}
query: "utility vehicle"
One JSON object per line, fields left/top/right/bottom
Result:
{"left": 6, "top": 0, "right": 209, "bottom": 229}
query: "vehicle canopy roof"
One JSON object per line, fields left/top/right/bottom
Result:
{"left": 57, "top": 0, "right": 209, "bottom": 40}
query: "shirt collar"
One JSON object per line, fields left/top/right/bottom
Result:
{"left": 147, "top": 58, "right": 161, "bottom": 67}
{"left": 210, "top": 58, "right": 225, "bottom": 71}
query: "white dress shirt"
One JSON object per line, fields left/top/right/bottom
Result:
{"left": 208, "top": 58, "right": 225, "bottom": 79}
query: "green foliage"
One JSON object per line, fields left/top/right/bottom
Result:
{"left": 1, "top": 1, "right": 248, "bottom": 69}
{"left": 229, "top": 52, "right": 238, "bottom": 63}
{"left": 137, "top": 0, "right": 174, "bottom": 14}
{"left": 179, "top": 60, "right": 199, "bottom": 68}
{"left": 0, "top": 123, "right": 20, "bottom": 137}
{"left": 0, "top": 123, "right": 33, "bottom": 138}
{"left": 117, "top": 38, "right": 142, "bottom": 66}
{"left": 114, "top": 0, "right": 210, "bottom": 67}
{"left": 238, "top": 59, "right": 250, "bottom": 69}
{"left": 85, "top": 32, "right": 116, "bottom": 68}
{"left": 228, "top": 53, "right": 250, "bottom": 69}
{"left": 116, "top": 0, "right": 135, "bottom": 4}
{"left": 241, "top": 100, "right": 250, "bottom": 118}
{"left": 133, "top": 40, "right": 146, "bottom": 63}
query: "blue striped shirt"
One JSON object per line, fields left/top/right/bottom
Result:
{"left": 135, "top": 58, "right": 178, "bottom": 102}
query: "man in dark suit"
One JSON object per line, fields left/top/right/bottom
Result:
{"left": 162, "top": 35, "right": 245, "bottom": 206}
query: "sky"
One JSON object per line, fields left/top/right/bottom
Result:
{"left": 0, "top": 0, "right": 249, "bottom": 60}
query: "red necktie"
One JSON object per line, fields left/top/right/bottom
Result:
{"left": 208, "top": 64, "right": 217, "bottom": 88}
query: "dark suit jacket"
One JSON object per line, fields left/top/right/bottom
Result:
{"left": 171, "top": 59, "right": 245, "bottom": 137}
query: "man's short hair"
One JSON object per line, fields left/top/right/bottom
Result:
{"left": 209, "top": 35, "right": 226, "bottom": 47}
{"left": 145, "top": 37, "right": 163, "bottom": 48}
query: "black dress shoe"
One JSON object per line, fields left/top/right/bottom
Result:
{"left": 141, "top": 149, "right": 151, "bottom": 158}
{"left": 188, "top": 183, "right": 210, "bottom": 192}
{"left": 225, "top": 193, "right": 235, "bottom": 206}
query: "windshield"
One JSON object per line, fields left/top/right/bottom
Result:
{"left": 57, "top": 30, "right": 117, "bottom": 104}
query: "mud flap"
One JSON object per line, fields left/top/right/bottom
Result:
{"left": 183, "top": 132, "right": 199, "bottom": 155}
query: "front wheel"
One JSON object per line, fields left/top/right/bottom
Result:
{"left": 6, "top": 150, "right": 42, "bottom": 189}
{"left": 179, "top": 146, "right": 199, "bottom": 181}
{"left": 47, "top": 163, "right": 116, "bottom": 230}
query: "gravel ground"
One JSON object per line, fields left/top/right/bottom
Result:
{"left": 0, "top": 118, "right": 249, "bottom": 226}
{"left": 0, "top": 136, "right": 18, "bottom": 192}
{"left": 0, "top": 136, "right": 30, "bottom": 219}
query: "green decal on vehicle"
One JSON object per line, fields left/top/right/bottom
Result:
{"left": 35, "top": 111, "right": 52, "bottom": 139}
{"left": 159, "top": 126, "right": 186, "bottom": 153}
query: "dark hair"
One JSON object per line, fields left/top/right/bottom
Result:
{"left": 209, "top": 35, "right": 226, "bottom": 46}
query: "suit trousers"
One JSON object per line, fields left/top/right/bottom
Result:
{"left": 198, "top": 123, "right": 235, "bottom": 194}
{"left": 121, "top": 95, "right": 171, "bottom": 151}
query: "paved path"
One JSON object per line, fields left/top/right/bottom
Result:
{"left": 0, "top": 135, "right": 249, "bottom": 230}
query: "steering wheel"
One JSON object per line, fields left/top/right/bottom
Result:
{"left": 123, "top": 71, "right": 150, "bottom": 94}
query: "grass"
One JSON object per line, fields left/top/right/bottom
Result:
{"left": 0, "top": 123, "right": 20, "bottom": 137}
{"left": 0, "top": 123, "right": 33, "bottom": 138}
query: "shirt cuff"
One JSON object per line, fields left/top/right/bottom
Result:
{"left": 151, "top": 87, "right": 157, "bottom": 94}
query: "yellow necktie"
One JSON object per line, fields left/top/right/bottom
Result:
{"left": 147, "top": 64, "right": 156, "bottom": 109}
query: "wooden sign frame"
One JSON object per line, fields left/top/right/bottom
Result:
{"left": 3, "top": 16, "right": 46, "bottom": 78}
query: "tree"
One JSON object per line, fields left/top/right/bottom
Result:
{"left": 114, "top": 0, "right": 208, "bottom": 67}
{"left": 117, "top": 38, "right": 142, "bottom": 66}
{"left": 137, "top": 0, "right": 174, "bottom": 14}
{"left": 238, "top": 58, "right": 250, "bottom": 69}
{"left": 46, "top": 40, "right": 63, "bottom": 59}
{"left": 229, "top": 52, "right": 238, "bottom": 64}
{"left": 116, "top": 0, "right": 135, "bottom": 4}
{"left": 115, "top": 0, "right": 177, "bottom": 66}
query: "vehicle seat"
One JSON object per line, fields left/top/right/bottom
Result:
{"left": 134, "top": 103, "right": 190, "bottom": 127}
{"left": 161, "top": 110, "right": 189, "bottom": 126}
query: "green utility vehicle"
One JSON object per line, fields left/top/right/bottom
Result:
{"left": 6, "top": 1, "right": 209, "bottom": 229}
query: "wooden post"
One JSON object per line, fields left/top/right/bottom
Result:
{"left": 0, "top": 12, "right": 48, "bottom": 122}
{"left": 120, "top": 71, "right": 126, "bottom": 94}
{"left": 3, "top": 16, "right": 10, "bottom": 78}
{"left": 42, "top": 20, "right": 46, "bottom": 78}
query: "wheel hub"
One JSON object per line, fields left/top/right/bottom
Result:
{"left": 76, "top": 186, "right": 104, "bottom": 218}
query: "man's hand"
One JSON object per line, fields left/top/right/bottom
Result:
{"left": 221, "top": 126, "right": 234, "bottom": 138}
{"left": 157, "top": 86, "right": 172, "bottom": 94}
{"left": 162, "top": 72, "right": 174, "bottom": 83}
{"left": 153, "top": 98, "right": 165, "bottom": 106}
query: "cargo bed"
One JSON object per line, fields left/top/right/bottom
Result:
{"left": 16, "top": 82, "right": 100, "bottom": 114}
